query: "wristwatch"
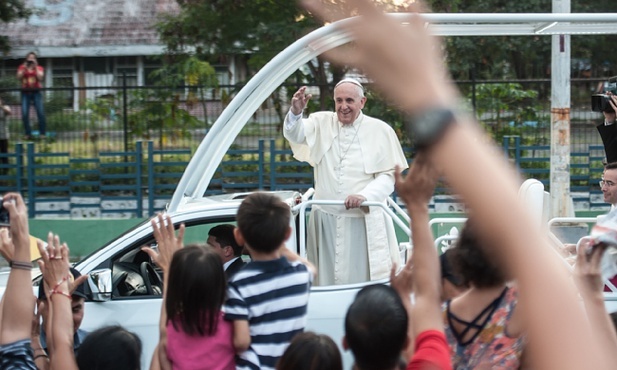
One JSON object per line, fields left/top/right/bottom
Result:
{"left": 406, "top": 107, "right": 457, "bottom": 150}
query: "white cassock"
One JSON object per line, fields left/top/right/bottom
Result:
{"left": 284, "top": 110, "right": 408, "bottom": 285}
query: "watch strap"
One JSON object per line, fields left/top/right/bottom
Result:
{"left": 406, "top": 107, "right": 457, "bottom": 150}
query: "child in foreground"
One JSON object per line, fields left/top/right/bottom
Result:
{"left": 224, "top": 192, "right": 316, "bottom": 370}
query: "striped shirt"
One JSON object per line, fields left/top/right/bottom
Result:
{"left": 0, "top": 339, "right": 37, "bottom": 370}
{"left": 224, "top": 257, "right": 312, "bottom": 370}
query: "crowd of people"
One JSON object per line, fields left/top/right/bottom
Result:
{"left": 1, "top": 0, "right": 617, "bottom": 369}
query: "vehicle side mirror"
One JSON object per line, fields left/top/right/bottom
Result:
{"left": 88, "top": 268, "right": 112, "bottom": 302}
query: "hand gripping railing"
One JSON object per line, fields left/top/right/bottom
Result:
{"left": 291, "top": 200, "right": 411, "bottom": 259}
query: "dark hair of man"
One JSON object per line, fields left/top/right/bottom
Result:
{"left": 236, "top": 192, "right": 290, "bottom": 253}
{"left": 345, "top": 285, "right": 408, "bottom": 370}
{"left": 209, "top": 224, "right": 242, "bottom": 256}
{"left": 448, "top": 219, "right": 506, "bottom": 288}
{"left": 166, "top": 244, "right": 226, "bottom": 336}
{"left": 76, "top": 325, "right": 141, "bottom": 370}
{"left": 604, "top": 161, "right": 617, "bottom": 171}
{"left": 276, "top": 331, "right": 343, "bottom": 370}
{"left": 26, "top": 51, "right": 36, "bottom": 58}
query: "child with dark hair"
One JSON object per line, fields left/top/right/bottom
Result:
{"left": 76, "top": 325, "right": 142, "bottom": 370}
{"left": 344, "top": 284, "right": 409, "bottom": 370}
{"left": 276, "top": 331, "right": 342, "bottom": 370}
{"left": 164, "top": 245, "right": 234, "bottom": 370}
{"left": 143, "top": 214, "right": 235, "bottom": 370}
{"left": 224, "top": 192, "right": 315, "bottom": 370}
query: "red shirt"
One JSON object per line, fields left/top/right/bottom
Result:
{"left": 407, "top": 330, "right": 453, "bottom": 370}
{"left": 18, "top": 65, "right": 44, "bottom": 90}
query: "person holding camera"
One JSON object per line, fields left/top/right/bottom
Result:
{"left": 596, "top": 92, "right": 617, "bottom": 163}
{"left": 16, "top": 52, "right": 46, "bottom": 140}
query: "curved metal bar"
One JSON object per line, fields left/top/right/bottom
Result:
{"left": 292, "top": 200, "right": 411, "bottom": 258}
{"left": 387, "top": 197, "right": 411, "bottom": 224}
{"left": 547, "top": 217, "right": 598, "bottom": 228}
{"left": 428, "top": 217, "right": 468, "bottom": 227}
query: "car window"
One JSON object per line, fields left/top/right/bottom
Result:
{"left": 110, "top": 220, "right": 237, "bottom": 299}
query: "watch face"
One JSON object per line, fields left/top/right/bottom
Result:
{"left": 410, "top": 108, "right": 456, "bottom": 149}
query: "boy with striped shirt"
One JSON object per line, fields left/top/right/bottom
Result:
{"left": 224, "top": 192, "right": 316, "bottom": 370}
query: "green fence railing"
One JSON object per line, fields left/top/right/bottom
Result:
{"left": 0, "top": 137, "right": 611, "bottom": 218}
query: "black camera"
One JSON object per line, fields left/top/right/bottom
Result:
{"left": 26, "top": 60, "right": 34, "bottom": 66}
{"left": 592, "top": 76, "right": 617, "bottom": 113}
{"left": 0, "top": 200, "right": 10, "bottom": 227}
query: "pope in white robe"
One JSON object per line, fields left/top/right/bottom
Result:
{"left": 283, "top": 79, "right": 408, "bottom": 285}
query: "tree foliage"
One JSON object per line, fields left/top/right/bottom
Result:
{"left": 0, "top": 0, "right": 32, "bottom": 54}
{"left": 156, "top": 0, "right": 415, "bottom": 111}
{"left": 427, "top": 0, "right": 617, "bottom": 80}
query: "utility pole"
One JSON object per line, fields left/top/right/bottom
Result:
{"left": 550, "top": 0, "right": 573, "bottom": 217}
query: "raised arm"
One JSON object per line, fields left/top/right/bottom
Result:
{"left": 142, "top": 213, "right": 185, "bottom": 370}
{"left": 394, "top": 156, "right": 442, "bottom": 335}
{"left": 603, "top": 93, "right": 617, "bottom": 123}
{"left": 573, "top": 241, "right": 617, "bottom": 365}
{"left": 37, "top": 234, "right": 78, "bottom": 370}
{"left": 302, "top": 0, "right": 611, "bottom": 368}
{"left": 0, "top": 193, "right": 36, "bottom": 345}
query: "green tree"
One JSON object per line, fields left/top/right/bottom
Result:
{"left": 125, "top": 56, "right": 218, "bottom": 148}
{"left": 0, "top": 0, "right": 32, "bottom": 54}
{"left": 427, "top": 0, "right": 617, "bottom": 80}
{"left": 156, "top": 0, "right": 412, "bottom": 111}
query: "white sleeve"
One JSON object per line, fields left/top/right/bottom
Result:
{"left": 283, "top": 109, "right": 306, "bottom": 143}
{"left": 358, "top": 171, "right": 395, "bottom": 202}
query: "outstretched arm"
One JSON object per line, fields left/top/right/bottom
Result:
{"left": 142, "top": 213, "right": 185, "bottom": 370}
{"left": 302, "top": 0, "right": 611, "bottom": 368}
{"left": 0, "top": 193, "right": 35, "bottom": 345}
{"left": 394, "top": 156, "right": 442, "bottom": 335}
{"left": 37, "top": 234, "right": 78, "bottom": 370}
{"left": 574, "top": 241, "right": 617, "bottom": 365}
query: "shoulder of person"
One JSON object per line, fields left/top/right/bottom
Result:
{"left": 362, "top": 114, "right": 394, "bottom": 130}
{"left": 306, "top": 111, "right": 335, "bottom": 120}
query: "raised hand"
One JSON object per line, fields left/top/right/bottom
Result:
{"left": 574, "top": 239, "right": 607, "bottom": 297}
{"left": 302, "top": 0, "right": 457, "bottom": 113}
{"left": 141, "top": 213, "right": 185, "bottom": 273}
{"left": 291, "top": 86, "right": 312, "bottom": 115}
{"left": 37, "top": 233, "right": 71, "bottom": 295}
{"left": 603, "top": 93, "right": 617, "bottom": 122}
{"left": 0, "top": 193, "right": 31, "bottom": 263}
{"left": 390, "top": 259, "right": 414, "bottom": 298}
{"left": 394, "top": 154, "right": 439, "bottom": 208}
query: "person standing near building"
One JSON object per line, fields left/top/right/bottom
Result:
{"left": 16, "top": 52, "right": 46, "bottom": 139}
{"left": 0, "top": 97, "right": 10, "bottom": 173}
{"left": 283, "top": 79, "right": 408, "bottom": 286}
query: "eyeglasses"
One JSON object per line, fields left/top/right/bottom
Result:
{"left": 600, "top": 180, "right": 617, "bottom": 188}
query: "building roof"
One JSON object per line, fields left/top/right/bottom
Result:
{"left": 2, "top": 0, "right": 179, "bottom": 58}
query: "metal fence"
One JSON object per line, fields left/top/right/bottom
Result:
{"left": 0, "top": 78, "right": 608, "bottom": 155}
{"left": 0, "top": 138, "right": 610, "bottom": 218}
